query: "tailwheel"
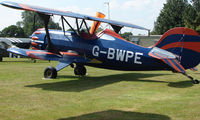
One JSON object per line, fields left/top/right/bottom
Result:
{"left": 192, "top": 79, "right": 199, "bottom": 84}
{"left": 44, "top": 66, "right": 57, "bottom": 79}
{"left": 74, "top": 65, "right": 87, "bottom": 76}
{"left": 183, "top": 73, "right": 199, "bottom": 84}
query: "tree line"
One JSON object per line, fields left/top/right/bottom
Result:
{"left": 0, "top": 11, "right": 61, "bottom": 38}
{"left": 151, "top": 0, "right": 200, "bottom": 35}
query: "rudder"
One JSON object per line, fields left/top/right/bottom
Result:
{"left": 154, "top": 27, "right": 200, "bottom": 69}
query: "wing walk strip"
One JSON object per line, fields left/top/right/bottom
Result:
{"left": 149, "top": 52, "right": 186, "bottom": 73}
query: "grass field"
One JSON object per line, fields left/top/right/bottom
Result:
{"left": 0, "top": 58, "right": 200, "bottom": 120}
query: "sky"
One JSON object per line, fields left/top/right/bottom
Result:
{"left": 0, "top": 0, "right": 166, "bottom": 35}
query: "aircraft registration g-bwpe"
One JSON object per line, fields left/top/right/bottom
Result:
{"left": 1, "top": 1, "right": 200, "bottom": 84}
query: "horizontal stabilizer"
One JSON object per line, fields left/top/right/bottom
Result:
{"left": 149, "top": 47, "right": 186, "bottom": 73}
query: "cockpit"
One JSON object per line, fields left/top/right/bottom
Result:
{"left": 61, "top": 12, "right": 105, "bottom": 40}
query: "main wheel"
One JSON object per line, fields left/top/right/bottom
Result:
{"left": 0, "top": 57, "right": 2, "bottom": 62}
{"left": 74, "top": 66, "right": 86, "bottom": 76}
{"left": 44, "top": 66, "right": 57, "bottom": 79}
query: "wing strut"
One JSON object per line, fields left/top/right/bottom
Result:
{"left": 111, "top": 25, "right": 123, "bottom": 34}
{"left": 83, "top": 20, "right": 90, "bottom": 34}
{"left": 61, "top": 16, "right": 76, "bottom": 34}
{"left": 80, "top": 19, "right": 90, "bottom": 34}
{"left": 38, "top": 13, "right": 59, "bottom": 54}
{"left": 61, "top": 16, "right": 66, "bottom": 35}
{"left": 76, "top": 18, "right": 80, "bottom": 34}
{"left": 38, "top": 13, "right": 52, "bottom": 52}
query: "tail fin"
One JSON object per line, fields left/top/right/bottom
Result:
{"left": 154, "top": 27, "right": 200, "bottom": 69}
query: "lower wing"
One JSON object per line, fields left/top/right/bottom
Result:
{"left": 8, "top": 47, "right": 90, "bottom": 63}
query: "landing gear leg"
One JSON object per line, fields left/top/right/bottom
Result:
{"left": 74, "top": 65, "right": 87, "bottom": 76}
{"left": 183, "top": 73, "right": 199, "bottom": 84}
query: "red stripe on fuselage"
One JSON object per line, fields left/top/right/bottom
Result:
{"left": 98, "top": 29, "right": 147, "bottom": 48}
{"left": 101, "top": 29, "right": 125, "bottom": 40}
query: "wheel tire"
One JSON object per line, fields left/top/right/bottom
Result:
{"left": 74, "top": 67, "right": 79, "bottom": 75}
{"left": 192, "top": 80, "right": 199, "bottom": 84}
{"left": 74, "top": 66, "right": 86, "bottom": 76}
{"left": 44, "top": 66, "right": 57, "bottom": 79}
{"left": 0, "top": 57, "right": 2, "bottom": 62}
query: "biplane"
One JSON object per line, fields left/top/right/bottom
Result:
{"left": 1, "top": 1, "right": 200, "bottom": 84}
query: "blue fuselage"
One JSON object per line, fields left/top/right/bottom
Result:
{"left": 32, "top": 29, "right": 170, "bottom": 71}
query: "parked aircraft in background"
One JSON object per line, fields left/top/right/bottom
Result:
{"left": 1, "top": 1, "right": 200, "bottom": 84}
{"left": 0, "top": 37, "right": 31, "bottom": 61}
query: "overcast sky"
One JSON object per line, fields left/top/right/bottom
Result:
{"left": 0, "top": 0, "right": 166, "bottom": 35}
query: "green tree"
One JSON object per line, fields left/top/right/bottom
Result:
{"left": 183, "top": 4, "right": 198, "bottom": 30}
{"left": 120, "top": 32, "right": 133, "bottom": 41}
{"left": 184, "top": 0, "right": 200, "bottom": 33}
{"left": 152, "top": 0, "right": 188, "bottom": 35}
{"left": 191, "top": 0, "right": 200, "bottom": 11}
{"left": 0, "top": 25, "right": 26, "bottom": 38}
{"left": 17, "top": 11, "right": 61, "bottom": 36}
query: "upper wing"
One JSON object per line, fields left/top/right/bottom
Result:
{"left": 149, "top": 47, "right": 186, "bottom": 74}
{"left": 0, "top": 1, "right": 149, "bottom": 31}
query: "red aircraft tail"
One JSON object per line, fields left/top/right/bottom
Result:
{"left": 154, "top": 27, "right": 200, "bottom": 69}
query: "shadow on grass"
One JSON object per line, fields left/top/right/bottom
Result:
{"left": 26, "top": 73, "right": 170, "bottom": 92}
{"left": 2, "top": 58, "right": 48, "bottom": 63}
{"left": 1, "top": 60, "right": 31, "bottom": 63}
{"left": 26, "top": 72, "right": 194, "bottom": 92}
{"left": 1, "top": 59, "right": 37, "bottom": 63}
{"left": 168, "top": 80, "right": 194, "bottom": 88}
{"left": 58, "top": 110, "right": 171, "bottom": 120}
